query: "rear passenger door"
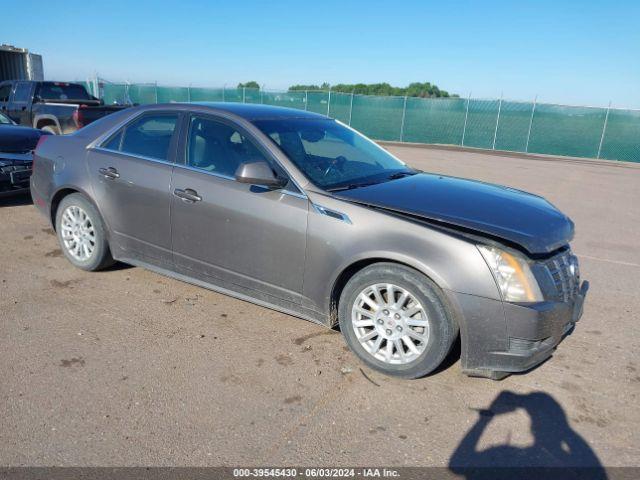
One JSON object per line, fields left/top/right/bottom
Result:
{"left": 87, "top": 111, "right": 181, "bottom": 265}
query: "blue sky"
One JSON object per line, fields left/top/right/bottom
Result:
{"left": 4, "top": 0, "right": 639, "bottom": 108}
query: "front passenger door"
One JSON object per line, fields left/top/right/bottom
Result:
{"left": 170, "top": 114, "right": 309, "bottom": 304}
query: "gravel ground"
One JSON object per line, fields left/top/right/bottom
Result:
{"left": 1, "top": 146, "right": 638, "bottom": 468}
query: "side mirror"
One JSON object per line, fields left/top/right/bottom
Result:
{"left": 235, "top": 161, "right": 286, "bottom": 189}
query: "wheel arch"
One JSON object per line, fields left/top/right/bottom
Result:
{"left": 327, "top": 253, "right": 452, "bottom": 327}
{"left": 34, "top": 114, "right": 61, "bottom": 133}
{"left": 50, "top": 186, "right": 111, "bottom": 242}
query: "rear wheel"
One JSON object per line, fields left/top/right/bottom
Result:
{"left": 55, "top": 193, "right": 114, "bottom": 271}
{"left": 339, "top": 262, "right": 457, "bottom": 379}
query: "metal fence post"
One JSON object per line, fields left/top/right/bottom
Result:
{"left": 187, "top": 84, "right": 191, "bottom": 103}
{"left": 326, "top": 86, "right": 332, "bottom": 117}
{"left": 242, "top": 87, "right": 246, "bottom": 103}
{"left": 222, "top": 84, "right": 226, "bottom": 102}
{"left": 348, "top": 91, "right": 354, "bottom": 126}
{"left": 461, "top": 92, "right": 471, "bottom": 146}
{"left": 154, "top": 82, "right": 158, "bottom": 104}
{"left": 492, "top": 93, "right": 503, "bottom": 150}
{"left": 304, "top": 90, "right": 308, "bottom": 111}
{"left": 399, "top": 96, "right": 408, "bottom": 142}
{"left": 525, "top": 95, "right": 537, "bottom": 153}
{"left": 597, "top": 101, "right": 611, "bottom": 159}
{"left": 260, "top": 84, "right": 264, "bottom": 104}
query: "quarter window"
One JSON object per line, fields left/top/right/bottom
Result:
{"left": 101, "top": 114, "right": 178, "bottom": 161}
{"left": 187, "top": 116, "right": 269, "bottom": 177}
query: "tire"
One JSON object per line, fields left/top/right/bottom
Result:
{"left": 55, "top": 193, "right": 114, "bottom": 271}
{"left": 339, "top": 262, "right": 457, "bottom": 379}
{"left": 41, "top": 125, "right": 59, "bottom": 135}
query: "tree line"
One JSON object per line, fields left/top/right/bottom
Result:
{"left": 237, "top": 81, "right": 456, "bottom": 98}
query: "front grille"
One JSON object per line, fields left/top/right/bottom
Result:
{"left": 541, "top": 250, "right": 580, "bottom": 302}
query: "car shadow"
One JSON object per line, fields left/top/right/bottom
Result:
{"left": 448, "top": 390, "right": 607, "bottom": 480}
{"left": 0, "top": 192, "right": 32, "bottom": 207}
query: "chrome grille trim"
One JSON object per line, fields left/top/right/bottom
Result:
{"left": 541, "top": 250, "right": 580, "bottom": 302}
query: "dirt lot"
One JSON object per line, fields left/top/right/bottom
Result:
{"left": 1, "top": 146, "right": 639, "bottom": 469}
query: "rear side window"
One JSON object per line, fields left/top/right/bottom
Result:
{"left": 12, "top": 82, "right": 31, "bottom": 103}
{"left": 37, "top": 82, "right": 91, "bottom": 101}
{"left": 101, "top": 114, "right": 178, "bottom": 161}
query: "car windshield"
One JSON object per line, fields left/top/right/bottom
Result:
{"left": 253, "top": 118, "right": 416, "bottom": 190}
{"left": 38, "top": 82, "right": 93, "bottom": 101}
{"left": 0, "top": 112, "right": 13, "bottom": 124}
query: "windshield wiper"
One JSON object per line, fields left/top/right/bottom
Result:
{"left": 326, "top": 181, "right": 381, "bottom": 192}
{"left": 387, "top": 170, "right": 419, "bottom": 180}
{"left": 326, "top": 170, "right": 420, "bottom": 192}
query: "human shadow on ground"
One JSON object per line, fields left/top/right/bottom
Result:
{"left": 448, "top": 390, "right": 607, "bottom": 480}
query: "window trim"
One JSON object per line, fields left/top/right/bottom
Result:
{"left": 97, "top": 111, "right": 182, "bottom": 163}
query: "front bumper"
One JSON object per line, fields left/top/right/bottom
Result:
{"left": 0, "top": 163, "right": 32, "bottom": 196}
{"left": 452, "top": 280, "right": 589, "bottom": 380}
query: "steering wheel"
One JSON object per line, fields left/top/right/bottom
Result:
{"left": 323, "top": 156, "right": 347, "bottom": 178}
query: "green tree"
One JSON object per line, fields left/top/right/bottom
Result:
{"left": 289, "top": 81, "right": 454, "bottom": 98}
{"left": 237, "top": 81, "right": 260, "bottom": 90}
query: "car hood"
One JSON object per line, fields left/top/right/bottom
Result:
{"left": 0, "top": 125, "right": 44, "bottom": 154}
{"left": 334, "top": 173, "right": 574, "bottom": 254}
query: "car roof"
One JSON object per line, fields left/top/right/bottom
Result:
{"left": 189, "top": 102, "right": 329, "bottom": 121}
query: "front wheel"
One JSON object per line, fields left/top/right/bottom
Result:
{"left": 55, "top": 193, "right": 114, "bottom": 271}
{"left": 339, "top": 263, "right": 457, "bottom": 379}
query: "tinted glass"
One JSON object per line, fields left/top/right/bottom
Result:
{"left": 187, "top": 116, "right": 268, "bottom": 177}
{"left": 0, "top": 112, "right": 13, "bottom": 124}
{"left": 13, "top": 83, "right": 31, "bottom": 103}
{"left": 0, "top": 84, "right": 11, "bottom": 103}
{"left": 253, "top": 118, "right": 412, "bottom": 190}
{"left": 102, "top": 130, "right": 123, "bottom": 151}
{"left": 38, "top": 82, "right": 92, "bottom": 101}
{"left": 103, "top": 114, "right": 178, "bottom": 161}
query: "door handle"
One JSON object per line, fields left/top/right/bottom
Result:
{"left": 173, "top": 188, "right": 202, "bottom": 203}
{"left": 98, "top": 167, "right": 120, "bottom": 179}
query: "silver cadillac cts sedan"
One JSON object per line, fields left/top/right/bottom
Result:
{"left": 30, "top": 103, "right": 588, "bottom": 379}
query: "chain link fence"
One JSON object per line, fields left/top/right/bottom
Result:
{"left": 85, "top": 79, "right": 640, "bottom": 163}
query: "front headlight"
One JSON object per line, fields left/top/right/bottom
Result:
{"left": 477, "top": 245, "right": 543, "bottom": 303}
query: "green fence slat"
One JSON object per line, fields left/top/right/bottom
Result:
{"left": 528, "top": 104, "right": 607, "bottom": 158}
{"left": 351, "top": 95, "right": 405, "bottom": 141}
{"left": 598, "top": 109, "right": 640, "bottom": 162}
{"left": 494, "top": 101, "right": 533, "bottom": 152}
{"left": 403, "top": 97, "right": 466, "bottom": 145}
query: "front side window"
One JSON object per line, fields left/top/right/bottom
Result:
{"left": 0, "top": 112, "right": 13, "bottom": 124}
{"left": 12, "top": 82, "right": 31, "bottom": 103}
{"left": 253, "top": 118, "right": 414, "bottom": 190}
{"left": 0, "top": 84, "right": 11, "bottom": 103}
{"left": 102, "top": 114, "right": 178, "bottom": 161}
{"left": 186, "top": 116, "right": 269, "bottom": 178}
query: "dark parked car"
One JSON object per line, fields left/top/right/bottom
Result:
{"left": 30, "top": 103, "right": 588, "bottom": 379}
{"left": 0, "top": 111, "right": 49, "bottom": 196}
{"left": 0, "top": 80, "right": 128, "bottom": 135}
